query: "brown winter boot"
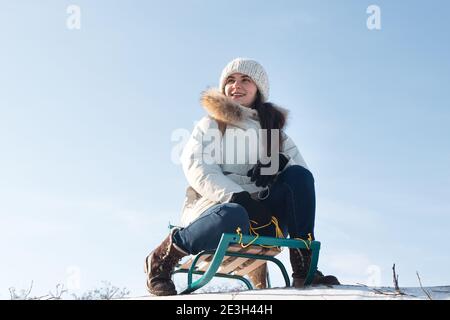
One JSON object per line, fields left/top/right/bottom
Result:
{"left": 248, "top": 263, "right": 267, "bottom": 289}
{"left": 144, "top": 228, "right": 188, "bottom": 296}
{"left": 289, "top": 248, "right": 340, "bottom": 287}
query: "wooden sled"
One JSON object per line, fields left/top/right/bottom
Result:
{"left": 173, "top": 233, "right": 321, "bottom": 294}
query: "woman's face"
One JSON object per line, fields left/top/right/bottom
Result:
{"left": 224, "top": 73, "right": 258, "bottom": 107}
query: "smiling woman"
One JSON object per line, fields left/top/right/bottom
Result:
{"left": 143, "top": 57, "right": 339, "bottom": 296}
{"left": 224, "top": 73, "right": 258, "bottom": 107}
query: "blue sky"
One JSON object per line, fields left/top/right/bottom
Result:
{"left": 0, "top": 0, "right": 449, "bottom": 297}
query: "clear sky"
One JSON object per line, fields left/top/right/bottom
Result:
{"left": 0, "top": 0, "right": 449, "bottom": 298}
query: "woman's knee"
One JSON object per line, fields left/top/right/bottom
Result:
{"left": 215, "top": 203, "right": 250, "bottom": 233}
{"left": 280, "top": 165, "right": 315, "bottom": 184}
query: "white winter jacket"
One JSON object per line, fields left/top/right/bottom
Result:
{"left": 179, "top": 89, "right": 309, "bottom": 227}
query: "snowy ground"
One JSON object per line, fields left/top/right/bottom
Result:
{"left": 129, "top": 285, "right": 450, "bottom": 300}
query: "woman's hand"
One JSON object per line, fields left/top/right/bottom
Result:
{"left": 229, "top": 191, "right": 272, "bottom": 225}
{"left": 247, "top": 154, "right": 289, "bottom": 187}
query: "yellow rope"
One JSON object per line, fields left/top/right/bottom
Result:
{"left": 272, "top": 217, "right": 284, "bottom": 239}
{"left": 235, "top": 216, "right": 285, "bottom": 249}
{"left": 293, "top": 233, "right": 313, "bottom": 250}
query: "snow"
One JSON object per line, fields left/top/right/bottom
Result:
{"left": 127, "top": 285, "right": 450, "bottom": 300}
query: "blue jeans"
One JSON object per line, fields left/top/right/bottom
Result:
{"left": 173, "top": 165, "right": 316, "bottom": 255}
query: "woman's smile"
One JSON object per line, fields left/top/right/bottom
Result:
{"left": 224, "top": 73, "right": 258, "bottom": 107}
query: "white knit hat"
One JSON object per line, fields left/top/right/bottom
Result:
{"left": 219, "top": 58, "right": 270, "bottom": 102}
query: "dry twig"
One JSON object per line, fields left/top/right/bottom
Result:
{"left": 392, "top": 264, "right": 406, "bottom": 295}
{"left": 9, "top": 281, "right": 34, "bottom": 300}
{"left": 416, "top": 272, "right": 433, "bottom": 300}
{"left": 356, "top": 282, "right": 415, "bottom": 298}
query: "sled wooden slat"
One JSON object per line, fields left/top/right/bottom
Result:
{"left": 233, "top": 248, "right": 278, "bottom": 276}
{"left": 213, "top": 246, "right": 258, "bottom": 274}
{"left": 179, "top": 244, "right": 281, "bottom": 275}
{"left": 234, "top": 258, "right": 265, "bottom": 276}
{"left": 217, "top": 257, "right": 250, "bottom": 274}
{"left": 228, "top": 245, "right": 280, "bottom": 275}
{"left": 173, "top": 233, "right": 321, "bottom": 295}
{"left": 221, "top": 247, "right": 279, "bottom": 274}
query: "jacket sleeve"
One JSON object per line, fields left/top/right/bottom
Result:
{"left": 281, "top": 131, "right": 310, "bottom": 171}
{"left": 181, "top": 116, "right": 244, "bottom": 203}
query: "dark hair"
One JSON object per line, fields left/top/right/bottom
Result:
{"left": 251, "top": 91, "right": 286, "bottom": 156}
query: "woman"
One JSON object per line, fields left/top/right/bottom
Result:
{"left": 144, "top": 58, "right": 339, "bottom": 296}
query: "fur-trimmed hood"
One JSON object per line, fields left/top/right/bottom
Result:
{"left": 200, "top": 88, "right": 288, "bottom": 128}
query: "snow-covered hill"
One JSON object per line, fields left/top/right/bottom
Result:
{"left": 130, "top": 285, "right": 450, "bottom": 300}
